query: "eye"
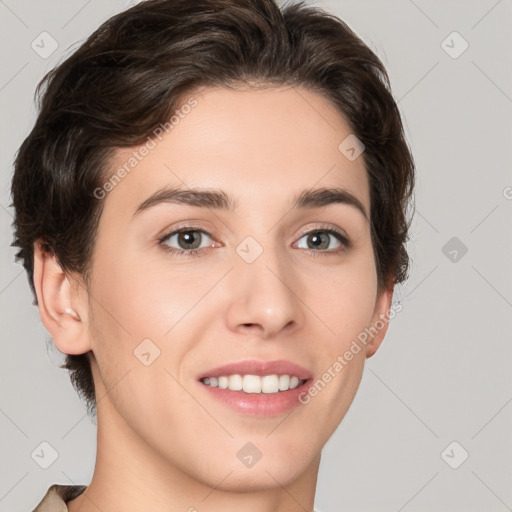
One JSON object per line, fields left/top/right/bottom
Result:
{"left": 159, "top": 226, "right": 215, "bottom": 256}
{"left": 158, "top": 224, "right": 350, "bottom": 258}
{"left": 294, "top": 226, "right": 350, "bottom": 255}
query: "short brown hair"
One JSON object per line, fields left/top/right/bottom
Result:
{"left": 10, "top": 0, "right": 415, "bottom": 418}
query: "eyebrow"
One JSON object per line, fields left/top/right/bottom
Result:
{"left": 133, "top": 186, "right": 368, "bottom": 220}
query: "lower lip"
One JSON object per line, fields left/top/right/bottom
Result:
{"left": 199, "top": 380, "right": 311, "bottom": 417}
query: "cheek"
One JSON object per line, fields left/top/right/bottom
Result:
{"left": 296, "top": 246, "right": 377, "bottom": 425}
{"left": 89, "top": 244, "right": 208, "bottom": 342}
{"left": 306, "top": 248, "right": 378, "bottom": 352}
{"left": 84, "top": 248, "right": 174, "bottom": 398}
{"left": 86, "top": 245, "right": 221, "bottom": 407}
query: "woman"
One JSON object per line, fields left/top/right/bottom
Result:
{"left": 11, "top": 0, "right": 415, "bottom": 510}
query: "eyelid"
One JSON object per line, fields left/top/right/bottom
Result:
{"left": 157, "top": 223, "right": 219, "bottom": 247}
{"left": 295, "top": 223, "right": 350, "bottom": 247}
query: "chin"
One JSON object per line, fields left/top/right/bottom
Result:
{"left": 184, "top": 435, "right": 320, "bottom": 492}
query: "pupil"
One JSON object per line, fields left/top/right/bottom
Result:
{"left": 310, "top": 232, "right": 328, "bottom": 249}
{"left": 180, "top": 231, "right": 200, "bottom": 249}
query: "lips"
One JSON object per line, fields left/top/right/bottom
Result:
{"left": 197, "top": 359, "right": 313, "bottom": 381}
{"left": 196, "top": 359, "right": 313, "bottom": 416}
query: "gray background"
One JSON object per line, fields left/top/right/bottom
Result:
{"left": 1, "top": 0, "right": 511, "bottom": 510}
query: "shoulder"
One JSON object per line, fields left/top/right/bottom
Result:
{"left": 32, "top": 484, "right": 87, "bottom": 512}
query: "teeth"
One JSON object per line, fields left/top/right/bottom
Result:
{"left": 229, "top": 374, "right": 243, "bottom": 391}
{"left": 290, "top": 376, "right": 300, "bottom": 389}
{"left": 201, "top": 374, "right": 305, "bottom": 394}
{"left": 261, "top": 375, "right": 279, "bottom": 393}
{"left": 278, "top": 374, "right": 290, "bottom": 391}
{"left": 243, "top": 374, "right": 261, "bottom": 393}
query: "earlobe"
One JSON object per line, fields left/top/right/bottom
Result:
{"left": 365, "top": 281, "right": 394, "bottom": 359}
{"left": 33, "top": 239, "right": 91, "bottom": 355}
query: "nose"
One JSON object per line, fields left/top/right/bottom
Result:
{"left": 224, "top": 244, "right": 304, "bottom": 340}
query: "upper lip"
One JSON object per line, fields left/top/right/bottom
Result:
{"left": 197, "top": 359, "right": 313, "bottom": 381}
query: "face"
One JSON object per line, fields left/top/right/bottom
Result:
{"left": 77, "top": 85, "right": 392, "bottom": 490}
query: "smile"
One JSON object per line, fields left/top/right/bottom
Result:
{"left": 197, "top": 359, "right": 313, "bottom": 416}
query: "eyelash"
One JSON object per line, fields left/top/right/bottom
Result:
{"left": 157, "top": 224, "right": 350, "bottom": 258}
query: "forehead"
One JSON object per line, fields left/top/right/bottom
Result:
{"left": 101, "top": 85, "right": 369, "bottom": 221}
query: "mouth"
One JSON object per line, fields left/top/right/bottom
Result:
{"left": 197, "top": 359, "right": 313, "bottom": 417}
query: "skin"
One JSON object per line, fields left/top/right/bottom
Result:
{"left": 33, "top": 85, "right": 393, "bottom": 512}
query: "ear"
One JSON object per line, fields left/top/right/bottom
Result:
{"left": 33, "top": 239, "right": 92, "bottom": 355}
{"left": 365, "top": 280, "right": 395, "bottom": 359}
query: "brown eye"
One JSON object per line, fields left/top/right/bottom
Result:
{"left": 305, "top": 231, "right": 331, "bottom": 250}
{"left": 295, "top": 228, "right": 348, "bottom": 253}
{"left": 160, "top": 228, "right": 214, "bottom": 255}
